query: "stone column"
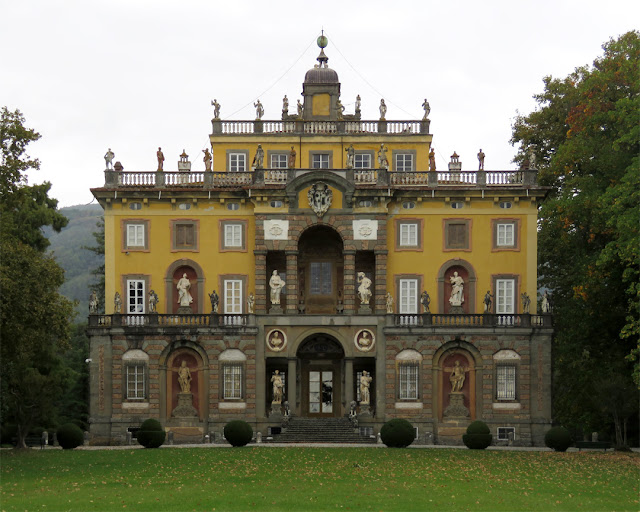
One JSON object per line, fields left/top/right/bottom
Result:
{"left": 254, "top": 250, "right": 268, "bottom": 313}
{"left": 287, "top": 358, "right": 297, "bottom": 416}
{"left": 344, "top": 358, "right": 354, "bottom": 410}
{"left": 343, "top": 250, "right": 356, "bottom": 314}
{"left": 374, "top": 250, "right": 388, "bottom": 314}
{"left": 285, "top": 250, "right": 298, "bottom": 314}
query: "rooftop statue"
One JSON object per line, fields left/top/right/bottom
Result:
{"left": 254, "top": 99, "right": 264, "bottom": 120}
{"left": 355, "top": 95, "right": 361, "bottom": 113}
{"left": 422, "top": 98, "right": 431, "bottom": 120}
{"left": 429, "top": 148, "right": 436, "bottom": 171}
{"left": 297, "top": 99, "right": 303, "bottom": 117}
{"left": 379, "top": 99, "right": 387, "bottom": 120}
{"left": 477, "top": 148, "right": 485, "bottom": 170}
{"left": 282, "top": 95, "right": 289, "bottom": 119}
{"left": 211, "top": 99, "right": 221, "bottom": 119}
{"left": 157, "top": 147, "right": 165, "bottom": 171}
{"left": 203, "top": 148, "right": 212, "bottom": 171}
{"left": 104, "top": 148, "right": 114, "bottom": 170}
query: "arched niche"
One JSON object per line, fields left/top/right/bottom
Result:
{"left": 164, "top": 259, "right": 205, "bottom": 314}
{"left": 437, "top": 259, "right": 477, "bottom": 314}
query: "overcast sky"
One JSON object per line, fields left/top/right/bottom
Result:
{"left": 2, "top": 0, "right": 638, "bottom": 208}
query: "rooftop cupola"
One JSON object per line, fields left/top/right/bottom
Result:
{"left": 302, "top": 33, "right": 341, "bottom": 120}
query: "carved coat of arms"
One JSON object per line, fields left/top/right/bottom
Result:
{"left": 307, "top": 182, "right": 332, "bottom": 218}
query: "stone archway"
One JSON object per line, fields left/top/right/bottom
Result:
{"left": 165, "top": 259, "right": 205, "bottom": 314}
{"left": 166, "top": 348, "right": 205, "bottom": 421}
{"left": 437, "top": 259, "right": 477, "bottom": 314}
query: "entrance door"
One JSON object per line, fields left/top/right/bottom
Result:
{"left": 309, "top": 370, "right": 333, "bottom": 415}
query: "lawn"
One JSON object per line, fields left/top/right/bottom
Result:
{"left": 1, "top": 447, "right": 638, "bottom": 511}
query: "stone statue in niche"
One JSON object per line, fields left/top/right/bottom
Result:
{"left": 177, "top": 361, "right": 192, "bottom": 393}
{"left": 288, "top": 146, "right": 296, "bottom": 168}
{"left": 420, "top": 291, "right": 431, "bottom": 313}
{"left": 104, "top": 148, "right": 114, "bottom": 169}
{"left": 345, "top": 144, "right": 355, "bottom": 169}
{"left": 386, "top": 292, "right": 394, "bottom": 314}
{"left": 449, "top": 272, "right": 464, "bottom": 307}
{"left": 157, "top": 147, "right": 165, "bottom": 171}
{"left": 254, "top": 99, "right": 264, "bottom": 120}
{"left": 307, "top": 182, "right": 333, "bottom": 218}
{"left": 477, "top": 149, "right": 485, "bottom": 170}
{"left": 209, "top": 290, "right": 219, "bottom": 313}
{"left": 357, "top": 272, "right": 372, "bottom": 305}
{"left": 202, "top": 148, "right": 212, "bottom": 171}
{"left": 271, "top": 370, "right": 284, "bottom": 404}
{"left": 211, "top": 99, "right": 221, "bottom": 119}
{"left": 379, "top": 99, "right": 387, "bottom": 120}
{"left": 114, "top": 292, "right": 122, "bottom": 314}
{"left": 252, "top": 144, "right": 264, "bottom": 169}
{"left": 360, "top": 371, "right": 373, "bottom": 404}
{"left": 377, "top": 144, "right": 388, "bottom": 170}
{"left": 447, "top": 360, "right": 467, "bottom": 393}
{"left": 89, "top": 291, "right": 99, "bottom": 314}
{"left": 422, "top": 98, "right": 431, "bottom": 120}
{"left": 269, "top": 270, "right": 286, "bottom": 305}
{"left": 521, "top": 292, "right": 531, "bottom": 313}
{"left": 177, "top": 274, "right": 193, "bottom": 307}
{"left": 148, "top": 290, "right": 159, "bottom": 313}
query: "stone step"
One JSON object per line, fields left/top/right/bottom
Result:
{"left": 267, "top": 417, "right": 376, "bottom": 444}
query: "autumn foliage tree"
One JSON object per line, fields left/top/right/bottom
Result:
{"left": 511, "top": 32, "right": 639, "bottom": 445}
{"left": 0, "top": 107, "right": 74, "bottom": 448}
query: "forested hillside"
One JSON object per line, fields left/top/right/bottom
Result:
{"left": 45, "top": 203, "right": 103, "bottom": 318}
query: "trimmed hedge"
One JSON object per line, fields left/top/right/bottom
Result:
{"left": 57, "top": 423, "right": 84, "bottom": 450}
{"left": 137, "top": 419, "right": 166, "bottom": 449}
{"left": 462, "top": 420, "right": 492, "bottom": 449}
{"left": 380, "top": 418, "right": 415, "bottom": 448}
{"left": 544, "top": 426, "right": 572, "bottom": 452}
{"left": 224, "top": 420, "right": 253, "bottom": 447}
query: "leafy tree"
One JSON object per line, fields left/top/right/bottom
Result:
{"left": 511, "top": 32, "right": 639, "bottom": 445}
{"left": 84, "top": 218, "right": 105, "bottom": 313}
{"left": 0, "top": 108, "right": 74, "bottom": 448}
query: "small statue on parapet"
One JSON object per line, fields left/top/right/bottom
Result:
{"left": 148, "top": 290, "right": 159, "bottom": 313}
{"left": 422, "top": 98, "right": 431, "bottom": 120}
{"left": 209, "top": 290, "right": 219, "bottom": 313}
{"left": 379, "top": 99, "right": 387, "bottom": 120}
{"left": 89, "top": 291, "right": 99, "bottom": 314}
{"left": 211, "top": 99, "right": 221, "bottom": 119}
{"left": 521, "top": 292, "right": 531, "bottom": 314}
{"left": 254, "top": 99, "right": 264, "bottom": 120}
{"left": 104, "top": 148, "right": 115, "bottom": 169}
{"left": 114, "top": 292, "right": 122, "bottom": 314}
{"left": 421, "top": 291, "right": 431, "bottom": 313}
{"left": 203, "top": 148, "right": 212, "bottom": 171}
{"left": 483, "top": 290, "right": 493, "bottom": 313}
{"left": 477, "top": 148, "right": 485, "bottom": 170}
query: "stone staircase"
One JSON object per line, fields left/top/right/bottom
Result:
{"left": 268, "top": 417, "right": 376, "bottom": 444}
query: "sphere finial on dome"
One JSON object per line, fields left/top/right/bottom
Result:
{"left": 316, "top": 30, "right": 329, "bottom": 67}
{"left": 317, "top": 30, "right": 328, "bottom": 49}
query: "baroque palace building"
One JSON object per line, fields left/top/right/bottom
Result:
{"left": 88, "top": 37, "right": 553, "bottom": 446}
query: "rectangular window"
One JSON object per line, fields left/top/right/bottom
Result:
{"left": 354, "top": 154, "right": 372, "bottom": 169}
{"left": 496, "top": 365, "right": 517, "bottom": 400}
{"left": 229, "top": 153, "right": 246, "bottom": 172}
{"left": 127, "top": 279, "right": 145, "bottom": 314}
{"left": 399, "top": 364, "right": 419, "bottom": 400}
{"left": 172, "top": 222, "right": 198, "bottom": 251}
{"left": 399, "top": 223, "right": 418, "bottom": 246}
{"left": 395, "top": 153, "right": 414, "bottom": 172}
{"left": 444, "top": 219, "right": 471, "bottom": 250}
{"left": 497, "top": 427, "right": 516, "bottom": 441}
{"left": 497, "top": 223, "right": 514, "bottom": 246}
{"left": 223, "top": 365, "right": 243, "bottom": 399}
{"left": 399, "top": 279, "right": 418, "bottom": 314}
{"left": 312, "top": 153, "right": 330, "bottom": 169}
{"left": 270, "top": 154, "right": 288, "bottom": 169}
{"left": 224, "top": 279, "right": 242, "bottom": 314}
{"left": 496, "top": 279, "right": 515, "bottom": 314}
{"left": 127, "top": 224, "right": 145, "bottom": 247}
{"left": 310, "top": 262, "right": 332, "bottom": 295}
{"left": 126, "top": 364, "right": 145, "bottom": 399}
{"left": 224, "top": 224, "right": 243, "bottom": 247}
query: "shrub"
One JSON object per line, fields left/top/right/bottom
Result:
{"left": 380, "top": 418, "right": 415, "bottom": 448}
{"left": 56, "top": 423, "right": 84, "bottom": 450}
{"left": 224, "top": 420, "right": 253, "bottom": 447}
{"left": 544, "top": 426, "right": 572, "bottom": 452}
{"left": 462, "top": 420, "right": 492, "bottom": 449}
{"left": 137, "top": 419, "right": 166, "bottom": 449}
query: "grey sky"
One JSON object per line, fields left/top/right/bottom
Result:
{"left": 2, "top": 0, "right": 637, "bottom": 207}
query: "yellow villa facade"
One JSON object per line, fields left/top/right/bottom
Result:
{"left": 88, "top": 38, "right": 552, "bottom": 446}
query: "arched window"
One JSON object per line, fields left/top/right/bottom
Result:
{"left": 123, "top": 349, "right": 148, "bottom": 400}
{"left": 220, "top": 349, "right": 247, "bottom": 401}
{"left": 493, "top": 350, "right": 520, "bottom": 401}
{"left": 396, "top": 349, "right": 422, "bottom": 401}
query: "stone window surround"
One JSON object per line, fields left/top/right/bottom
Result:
{"left": 491, "top": 274, "right": 520, "bottom": 314}
{"left": 219, "top": 349, "right": 247, "bottom": 401}
{"left": 394, "top": 274, "right": 423, "bottom": 315}
{"left": 309, "top": 150, "right": 333, "bottom": 169}
{"left": 226, "top": 149, "right": 249, "bottom": 172}
{"left": 170, "top": 219, "right": 199, "bottom": 252}
{"left": 123, "top": 349, "right": 149, "bottom": 401}
{"left": 492, "top": 218, "right": 521, "bottom": 251}
{"left": 267, "top": 150, "right": 290, "bottom": 169}
{"left": 493, "top": 349, "right": 521, "bottom": 403}
{"left": 394, "top": 218, "right": 423, "bottom": 251}
{"left": 443, "top": 218, "right": 472, "bottom": 252}
{"left": 219, "top": 219, "right": 248, "bottom": 252}
{"left": 396, "top": 349, "right": 423, "bottom": 402}
{"left": 121, "top": 219, "right": 150, "bottom": 252}
{"left": 219, "top": 274, "right": 247, "bottom": 314}
{"left": 391, "top": 149, "right": 417, "bottom": 172}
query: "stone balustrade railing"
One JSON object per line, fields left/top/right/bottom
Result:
{"left": 103, "top": 169, "right": 539, "bottom": 189}
{"left": 390, "top": 313, "right": 553, "bottom": 328}
{"left": 213, "top": 119, "right": 427, "bottom": 135}
{"left": 89, "top": 313, "right": 253, "bottom": 327}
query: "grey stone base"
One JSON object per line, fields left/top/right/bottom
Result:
{"left": 172, "top": 393, "right": 198, "bottom": 418}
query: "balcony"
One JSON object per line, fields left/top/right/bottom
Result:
{"left": 102, "top": 168, "right": 539, "bottom": 190}
{"left": 211, "top": 118, "right": 428, "bottom": 135}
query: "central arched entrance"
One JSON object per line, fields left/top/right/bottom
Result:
{"left": 297, "top": 334, "right": 344, "bottom": 417}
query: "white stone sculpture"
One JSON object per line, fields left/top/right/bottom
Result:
{"left": 177, "top": 361, "right": 192, "bottom": 393}
{"left": 211, "top": 99, "right": 221, "bottom": 119}
{"left": 271, "top": 370, "right": 284, "bottom": 404}
{"left": 360, "top": 371, "right": 373, "bottom": 404}
{"left": 104, "top": 148, "right": 114, "bottom": 169}
{"left": 269, "top": 270, "right": 286, "bottom": 305}
{"left": 177, "top": 273, "right": 193, "bottom": 307}
{"left": 449, "top": 271, "right": 464, "bottom": 307}
{"left": 148, "top": 290, "right": 159, "bottom": 313}
{"left": 252, "top": 144, "right": 264, "bottom": 169}
{"left": 448, "top": 360, "right": 467, "bottom": 393}
{"left": 114, "top": 292, "right": 122, "bottom": 314}
{"left": 203, "top": 148, "right": 212, "bottom": 171}
{"left": 357, "top": 272, "right": 372, "bottom": 305}
{"left": 478, "top": 149, "right": 485, "bottom": 170}
{"left": 379, "top": 99, "right": 387, "bottom": 120}
{"left": 386, "top": 292, "right": 394, "bottom": 314}
{"left": 377, "top": 144, "right": 388, "bottom": 170}
{"left": 307, "top": 182, "right": 332, "bottom": 218}
{"left": 282, "top": 95, "right": 289, "bottom": 118}
{"left": 422, "top": 98, "right": 431, "bottom": 120}
{"left": 254, "top": 99, "right": 264, "bottom": 120}
{"left": 345, "top": 144, "right": 355, "bottom": 169}
{"left": 89, "top": 291, "right": 99, "bottom": 314}
{"left": 541, "top": 291, "right": 551, "bottom": 313}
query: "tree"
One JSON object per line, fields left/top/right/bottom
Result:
{"left": 511, "top": 32, "right": 639, "bottom": 445}
{"left": 0, "top": 108, "right": 74, "bottom": 448}
{"left": 84, "top": 218, "right": 105, "bottom": 313}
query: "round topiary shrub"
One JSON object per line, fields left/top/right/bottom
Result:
{"left": 462, "top": 420, "right": 492, "bottom": 449}
{"left": 137, "top": 419, "right": 166, "bottom": 448}
{"left": 544, "top": 426, "right": 572, "bottom": 452}
{"left": 224, "top": 420, "right": 253, "bottom": 447}
{"left": 380, "top": 418, "right": 415, "bottom": 448}
{"left": 56, "top": 423, "right": 84, "bottom": 450}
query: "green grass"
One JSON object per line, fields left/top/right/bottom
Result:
{"left": 1, "top": 447, "right": 638, "bottom": 511}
